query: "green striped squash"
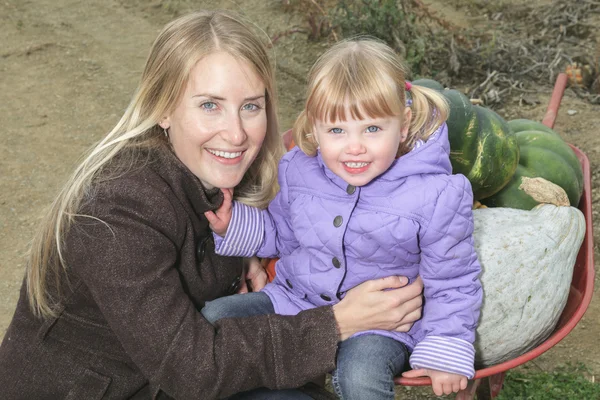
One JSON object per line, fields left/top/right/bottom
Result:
{"left": 413, "top": 80, "right": 520, "bottom": 200}
{"left": 482, "top": 123, "right": 584, "bottom": 210}
{"left": 508, "top": 119, "right": 559, "bottom": 137}
{"left": 442, "top": 89, "right": 519, "bottom": 200}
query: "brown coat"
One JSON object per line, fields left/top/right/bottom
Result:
{"left": 0, "top": 146, "right": 339, "bottom": 399}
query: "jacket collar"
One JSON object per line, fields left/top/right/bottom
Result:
{"left": 316, "top": 153, "right": 353, "bottom": 192}
{"left": 152, "top": 145, "right": 224, "bottom": 218}
{"left": 316, "top": 123, "right": 451, "bottom": 190}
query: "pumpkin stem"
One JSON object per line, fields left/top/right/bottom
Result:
{"left": 519, "top": 177, "right": 570, "bottom": 206}
{"left": 472, "top": 200, "right": 487, "bottom": 209}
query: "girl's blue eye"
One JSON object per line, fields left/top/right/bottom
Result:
{"left": 201, "top": 101, "right": 217, "bottom": 111}
{"left": 330, "top": 128, "right": 343, "bottom": 134}
{"left": 366, "top": 126, "right": 380, "bottom": 133}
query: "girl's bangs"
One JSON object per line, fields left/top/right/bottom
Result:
{"left": 307, "top": 71, "right": 404, "bottom": 123}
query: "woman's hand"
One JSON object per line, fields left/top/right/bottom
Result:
{"left": 204, "top": 188, "right": 233, "bottom": 237}
{"left": 402, "top": 368, "right": 468, "bottom": 396}
{"left": 238, "top": 257, "right": 268, "bottom": 293}
{"left": 332, "top": 276, "right": 423, "bottom": 340}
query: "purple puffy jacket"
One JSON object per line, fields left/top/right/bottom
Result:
{"left": 216, "top": 123, "right": 482, "bottom": 378}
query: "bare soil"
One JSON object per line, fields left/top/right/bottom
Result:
{"left": 1, "top": 0, "right": 598, "bottom": 397}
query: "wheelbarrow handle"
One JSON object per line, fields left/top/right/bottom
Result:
{"left": 542, "top": 73, "right": 568, "bottom": 129}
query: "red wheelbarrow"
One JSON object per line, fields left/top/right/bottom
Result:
{"left": 267, "top": 73, "right": 595, "bottom": 399}
{"left": 395, "top": 73, "right": 595, "bottom": 398}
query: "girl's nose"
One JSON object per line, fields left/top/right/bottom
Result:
{"left": 346, "top": 138, "right": 366, "bottom": 155}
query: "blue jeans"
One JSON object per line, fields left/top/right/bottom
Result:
{"left": 331, "top": 334, "right": 408, "bottom": 400}
{"left": 202, "top": 293, "right": 313, "bottom": 400}
{"left": 202, "top": 292, "right": 275, "bottom": 322}
{"left": 202, "top": 293, "right": 408, "bottom": 400}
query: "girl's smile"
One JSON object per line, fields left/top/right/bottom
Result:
{"left": 342, "top": 161, "right": 371, "bottom": 174}
{"left": 313, "top": 107, "right": 411, "bottom": 187}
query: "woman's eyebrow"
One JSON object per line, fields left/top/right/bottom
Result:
{"left": 193, "top": 93, "right": 225, "bottom": 100}
{"left": 245, "top": 95, "right": 266, "bottom": 101}
{"left": 192, "top": 94, "right": 265, "bottom": 101}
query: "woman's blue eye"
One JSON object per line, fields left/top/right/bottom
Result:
{"left": 242, "top": 103, "right": 259, "bottom": 111}
{"left": 330, "top": 128, "right": 343, "bottom": 134}
{"left": 366, "top": 126, "right": 380, "bottom": 133}
{"left": 201, "top": 102, "right": 217, "bottom": 111}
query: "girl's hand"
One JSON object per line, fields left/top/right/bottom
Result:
{"left": 402, "top": 368, "right": 468, "bottom": 396}
{"left": 332, "top": 276, "right": 423, "bottom": 341}
{"left": 238, "top": 257, "right": 268, "bottom": 293}
{"left": 204, "top": 188, "right": 233, "bottom": 237}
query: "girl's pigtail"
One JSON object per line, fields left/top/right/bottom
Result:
{"left": 292, "top": 110, "right": 319, "bottom": 156}
{"left": 407, "top": 85, "right": 449, "bottom": 145}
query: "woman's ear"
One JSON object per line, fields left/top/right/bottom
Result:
{"left": 159, "top": 117, "right": 170, "bottom": 130}
{"left": 400, "top": 108, "right": 412, "bottom": 142}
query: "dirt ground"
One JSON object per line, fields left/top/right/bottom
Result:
{"left": 1, "top": 0, "right": 599, "bottom": 395}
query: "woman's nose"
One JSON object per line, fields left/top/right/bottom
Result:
{"left": 223, "top": 115, "right": 247, "bottom": 146}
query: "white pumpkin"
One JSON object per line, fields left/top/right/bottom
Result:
{"left": 472, "top": 202, "right": 585, "bottom": 367}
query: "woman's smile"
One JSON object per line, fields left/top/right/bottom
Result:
{"left": 160, "top": 51, "right": 267, "bottom": 189}
{"left": 206, "top": 148, "right": 246, "bottom": 163}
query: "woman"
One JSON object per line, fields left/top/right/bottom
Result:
{"left": 0, "top": 10, "right": 423, "bottom": 400}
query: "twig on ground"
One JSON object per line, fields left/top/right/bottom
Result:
{"left": 270, "top": 28, "right": 308, "bottom": 47}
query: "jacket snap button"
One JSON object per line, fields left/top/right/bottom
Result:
{"left": 346, "top": 185, "right": 356, "bottom": 195}
{"left": 196, "top": 236, "right": 210, "bottom": 262}
{"left": 337, "top": 291, "right": 345, "bottom": 300}
{"left": 286, "top": 279, "right": 294, "bottom": 289}
{"left": 320, "top": 294, "right": 331, "bottom": 302}
{"left": 332, "top": 257, "right": 341, "bottom": 268}
{"left": 228, "top": 276, "right": 241, "bottom": 295}
{"left": 333, "top": 216, "right": 343, "bottom": 227}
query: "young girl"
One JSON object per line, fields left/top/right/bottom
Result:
{"left": 203, "top": 38, "right": 482, "bottom": 399}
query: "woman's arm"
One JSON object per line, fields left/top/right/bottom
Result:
{"left": 333, "top": 275, "right": 424, "bottom": 340}
{"left": 68, "top": 176, "right": 424, "bottom": 399}
{"left": 67, "top": 179, "right": 337, "bottom": 399}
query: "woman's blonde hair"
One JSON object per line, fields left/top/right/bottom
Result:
{"left": 27, "top": 10, "right": 283, "bottom": 318}
{"left": 293, "top": 38, "right": 448, "bottom": 156}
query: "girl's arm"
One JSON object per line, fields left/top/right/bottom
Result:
{"left": 213, "top": 152, "right": 300, "bottom": 258}
{"left": 409, "top": 175, "right": 483, "bottom": 380}
{"left": 204, "top": 188, "right": 234, "bottom": 237}
{"left": 403, "top": 369, "right": 468, "bottom": 396}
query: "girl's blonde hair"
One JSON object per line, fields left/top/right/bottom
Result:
{"left": 27, "top": 10, "right": 283, "bottom": 318}
{"left": 293, "top": 38, "right": 448, "bottom": 156}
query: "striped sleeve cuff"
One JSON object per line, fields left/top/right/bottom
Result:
{"left": 213, "top": 201, "right": 264, "bottom": 257}
{"left": 409, "top": 336, "right": 476, "bottom": 379}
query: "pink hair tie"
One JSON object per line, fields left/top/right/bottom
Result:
{"left": 405, "top": 81, "right": 413, "bottom": 107}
